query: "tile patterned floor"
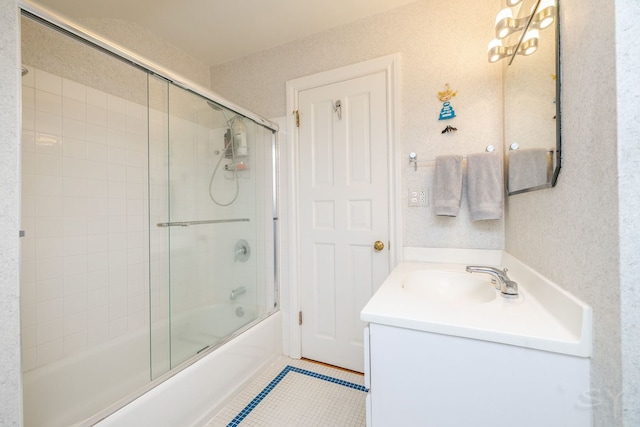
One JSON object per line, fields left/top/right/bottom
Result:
{"left": 206, "top": 357, "right": 367, "bottom": 427}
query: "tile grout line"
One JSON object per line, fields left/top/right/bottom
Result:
{"left": 226, "top": 365, "right": 368, "bottom": 427}
{"left": 287, "top": 366, "right": 368, "bottom": 392}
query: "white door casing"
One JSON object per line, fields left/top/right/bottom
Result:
{"left": 286, "top": 54, "right": 401, "bottom": 372}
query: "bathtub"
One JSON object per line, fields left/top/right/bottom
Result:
{"left": 22, "top": 306, "right": 281, "bottom": 427}
{"left": 95, "top": 310, "right": 281, "bottom": 426}
{"left": 169, "top": 302, "right": 266, "bottom": 367}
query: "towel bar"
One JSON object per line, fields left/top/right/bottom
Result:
{"left": 409, "top": 145, "right": 496, "bottom": 169}
{"left": 157, "top": 218, "right": 250, "bottom": 227}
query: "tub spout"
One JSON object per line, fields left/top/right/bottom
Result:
{"left": 230, "top": 286, "right": 247, "bottom": 300}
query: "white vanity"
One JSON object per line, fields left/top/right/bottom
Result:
{"left": 361, "top": 249, "right": 592, "bottom": 427}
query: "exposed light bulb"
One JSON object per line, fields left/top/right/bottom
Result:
{"left": 488, "top": 39, "right": 503, "bottom": 49}
{"left": 538, "top": 0, "right": 556, "bottom": 10}
{"left": 487, "top": 39, "right": 504, "bottom": 63}
{"left": 534, "top": 0, "right": 556, "bottom": 29}
{"left": 521, "top": 29, "right": 539, "bottom": 55}
{"left": 538, "top": 16, "right": 554, "bottom": 29}
{"left": 494, "top": 8, "right": 513, "bottom": 25}
{"left": 488, "top": 0, "right": 554, "bottom": 63}
{"left": 495, "top": 8, "right": 515, "bottom": 39}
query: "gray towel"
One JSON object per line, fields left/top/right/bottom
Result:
{"left": 466, "top": 152, "right": 504, "bottom": 221}
{"left": 508, "top": 148, "right": 549, "bottom": 192}
{"left": 434, "top": 155, "right": 463, "bottom": 216}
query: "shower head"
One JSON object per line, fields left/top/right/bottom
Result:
{"left": 21, "top": 67, "right": 28, "bottom": 77}
{"left": 206, "top": 100, "right": 223, "bottom": 111}
{"left": 207, "top": 100, "right": 236, "bottom": 125}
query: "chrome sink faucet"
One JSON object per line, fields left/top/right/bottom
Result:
{"left": 466, "top": 266, "right": 519, "bottom": 299}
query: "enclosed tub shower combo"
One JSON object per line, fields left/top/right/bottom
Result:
{"left": 19, "top": 3, "right": 280, "bottom": 426}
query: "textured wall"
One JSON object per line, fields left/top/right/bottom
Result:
{"left": 79, "top": 18, "right": 211, "bottom": 89}
{"left": 22, "top": 6, "right": 210, "bottom": 91}
{"left": 505, "top": 0, "right": 623, "bottom": 425}
{"left": 616, "top": 0, "right": 640, "bottom": 425}
{"left": 4, "top": 0, "right": 635, "bottom": 425}
{"left": 0, "top": 0, "right": 24, "bottom": 425}
{"left": 211, "top": 0, "right": 504, "bottom": 250}
{"left": 21, "top": 17, "right": 148, "bottom": 107}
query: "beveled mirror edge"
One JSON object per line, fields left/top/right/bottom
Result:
{"left": 550, "top": 0, "right": 561, "bottom": 188}
{"left": 507, "top": 0, "right": 561, "bottom": 196}
{"left": 508, "top": 0, "right": 541, "bottom": 66}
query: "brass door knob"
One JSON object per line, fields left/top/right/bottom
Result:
{"left": 373, "top": 241, "right": 385, "bottom": 252}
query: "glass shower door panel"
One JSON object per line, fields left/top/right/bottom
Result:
{"left": 148, "top": 75, "right": 171, "bottom": 380}
{"left": 21, "top": 15, "right": 152, "bottom": 426}
{"left": 166, "top": 85, "right": 260, "bottom": 367}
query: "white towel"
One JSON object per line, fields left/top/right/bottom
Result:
{"left": 466, "top": 152, "right": 504, "bottom": 221}
{"left": 508, "top": 148, "right": 549, "bottom": 192}
{"left": 434, "top": 155, "right": 463, "bottom": 216}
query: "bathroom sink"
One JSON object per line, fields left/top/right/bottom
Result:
{"left": 362, "top": 256, "right": 593, "bottom": 358}
{"left": 401, "top": 270, "right": 496, "bottom": 305}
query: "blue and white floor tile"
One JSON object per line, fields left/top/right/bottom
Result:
{"left": 206, "top": 357, "right": 367, "bottom": 427}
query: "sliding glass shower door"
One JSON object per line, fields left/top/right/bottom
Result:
{"left": 20, "top": 14, "right": 153, "bottom": 426}
{"left": 21, "top": 10, "right": 277, "bottom": 425}
{"left": 149, "top": 78, "right": 277, "bottom": 372}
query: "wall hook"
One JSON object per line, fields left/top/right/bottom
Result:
{"left": 409, "top": 152, "right": 417, "bottom": 171}
{"left": 334, "top": 100, "right": 342, "bottom": 120}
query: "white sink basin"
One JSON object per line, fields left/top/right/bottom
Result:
{"left": 401, "top": 270, "right": 496, "bottom": 304}
{"left": 361, "top": 255, "right": 593, "bottom": 357}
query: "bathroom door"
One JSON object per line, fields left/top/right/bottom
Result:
{"left": 298, "top": 71, "right": 390, "bottom": 372}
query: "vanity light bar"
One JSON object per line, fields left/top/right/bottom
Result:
{"left": 487, "top": 0, "right": 556, "bottom": 63}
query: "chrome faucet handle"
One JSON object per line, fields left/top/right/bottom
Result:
{"left": 501, "top": 280, "right": 519, "bottom": 299}
{"left": 465, "top": 265, "right": 519, "bottom": 298}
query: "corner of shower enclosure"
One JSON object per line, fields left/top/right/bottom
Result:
{"left": 19, "top": 4, "right": 280, "bottom": 425}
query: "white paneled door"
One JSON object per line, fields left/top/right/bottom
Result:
{"left": 298, "top": 71, "right": 390, "bottom": 372}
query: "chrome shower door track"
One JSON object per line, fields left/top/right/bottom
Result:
{"left": 18, "top": 0, "right": 278, "bottom": 133}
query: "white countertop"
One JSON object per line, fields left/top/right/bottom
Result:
{"left": 361, "top": 251, "right": 592, "bottom": 357}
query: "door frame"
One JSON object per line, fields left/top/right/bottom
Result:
{"left": 285, "top": 54, "right": 402, "bottom": 359}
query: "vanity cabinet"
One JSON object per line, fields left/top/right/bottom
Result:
{"left": 364, "top": 324, "right": 590, "bottom": 427}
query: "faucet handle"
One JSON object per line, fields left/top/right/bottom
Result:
{"left": 501, "top": 280, "right": 519, "bottom": 299}
{"left": 466, "top": 265, "right": 519, "bottom": 298}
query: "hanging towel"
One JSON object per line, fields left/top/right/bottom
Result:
{"left": 508, "top": 148, "right": 549, "bottom": 193}
{"left": 434, "top": 155, "right": 463, "bottom": 216}
{"left": 466, "top": 152, "right": 504, "bottom": 221}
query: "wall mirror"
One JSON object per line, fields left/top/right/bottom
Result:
{"left": 502, "top": 0, "right": 561, "bottom": 195}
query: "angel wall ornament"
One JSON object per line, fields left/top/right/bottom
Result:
{"left": 438, "top": 84, "right": 457, "bottom": 121}
{"left": 437, "top": 84, "right": 458, "bottom": 133}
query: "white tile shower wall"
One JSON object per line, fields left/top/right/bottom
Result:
{"left": 20, "top": 66, "right": 150, "bottom": 372}
{"left": 153, "top": 107, "right": 275, "bottom": 333}
{"left": 164, "top": 116, "right": 254, "bottom": 314}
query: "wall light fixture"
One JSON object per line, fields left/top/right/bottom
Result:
{"left": 487, "top": 0, "right": 556, "bottom": 63}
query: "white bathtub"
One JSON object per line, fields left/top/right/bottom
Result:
{"left": 168, "top": 302, "right": 264, "bottom": 367}
{"left": 22, "top": 307, "right": 281, "bottom": 427}
{"left": 23, "top": 327, "right": 150, "bottom": 427}
{"left": 96, "top": 311, "right": 281, "bottom": 426}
